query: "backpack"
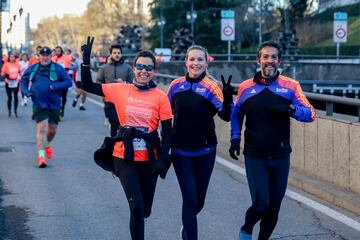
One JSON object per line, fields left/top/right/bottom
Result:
{"left": 29, "top": 62, "right": 58, "bottom": 82}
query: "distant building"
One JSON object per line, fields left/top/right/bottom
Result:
{"left": 318, "top": 0, "right": 360, "bottom": 13}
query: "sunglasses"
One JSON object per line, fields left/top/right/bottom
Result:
{"left": 135, "top": 64, "right": 154, "bottom": 71}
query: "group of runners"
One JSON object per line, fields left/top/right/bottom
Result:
{"left": 2, "top": 36, "right": 316, "bottom": 240}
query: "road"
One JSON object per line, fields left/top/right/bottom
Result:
{"left": 0, "top": 89, "right": 359, "bottom": 240}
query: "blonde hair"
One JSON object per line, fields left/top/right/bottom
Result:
{"left": 185, "top": 45, "right": 209, "bottom": 62}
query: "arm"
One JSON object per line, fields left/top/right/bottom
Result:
{"left": 81, "top": 36, "right": 104, "bottom": 96}
{"left": 81, "top": 65, "right": 104, "bottom": 96}
{"left": 152, "top": 119, "right": 173, "bottom": 179}
{"left": 229, "top": 93, "right": 245, "bottom": 160}
{"left": 50, "top": 66, "right": 72, "bottom": 90}
{"left": 292, "top": 83, "right": 316, "bottom": 122}
{"left": 20, "top": 67, "right": 31, "bottom": 96}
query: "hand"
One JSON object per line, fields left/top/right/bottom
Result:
{"left": 81, "top": 36, "right": 94, "bottom": 65}
{"left": 152, "top": 155, "right": 171, "bottom": 179}
{"left": 229, "top": 139, "right": 240, "bottom": 160}
{"left": 269, "top": 104, "right": 295, "bottom": 117}
{"left": 4, "top": 74, "right": 9, "bottom": 79}
{"left": 221, "top": 75, "right": 234, "bottom": 102}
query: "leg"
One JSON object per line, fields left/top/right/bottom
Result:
{"left": 193, "top": 150, "right": 216, "bottom": 214}
{"left": 258, "top": 156, "right": 290, "bottom": 240}
{"left": 36, "top": 120, "right": 47, "bottom": 150}
{"left": 60, "top": 88, "right": 68, "bottom": 116}
{"left": 241, "top": 155, "right": 270, "bottom": 235}
{"left": 80, "top": 89, "right": 87, "bottom": 104}
{"left": 113, "top": 159, "right": 146, "bottom": 240}
{"left": 5, "top": 84, "right": 12, "bottom": 115}
{"left": 12, "top": 87, "right": 19, "bottom": 115}
{"left": 47, "top": 124, "right": 58, "bottom": 143}
{"left": 139, "top": 163, "right": 158, "bottom": 218}
{"left": 173, "top": 152, "right": 198, "bottom": 240}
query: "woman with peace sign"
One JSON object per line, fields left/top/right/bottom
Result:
{"left": 167, "top": 45, "right": 234, "bottom": 240}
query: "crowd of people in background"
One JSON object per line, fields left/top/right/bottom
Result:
{"left": 1, "top": 45, "right": 95, "bottom": 118}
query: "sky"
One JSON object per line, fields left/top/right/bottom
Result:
{"left": 21, "top": 0, "right": 91, "bottom": 28}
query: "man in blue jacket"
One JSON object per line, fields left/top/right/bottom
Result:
{"left": 229, "top": 42, "right": 316, "bottom": 240}
{"left": 21, "top": 47, "right": 72, "bottom": 168}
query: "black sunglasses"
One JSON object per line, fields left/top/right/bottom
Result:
{"left": 135, "top": 64, "right": 154, "bottom": 71}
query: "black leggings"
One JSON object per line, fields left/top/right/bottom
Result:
{"left": 5, "top": 84, "right": 19, "bottom": 112}
{"left": 113, "top": 158, "right": 158, "bottom": 240}
{"left": 172, "top": 150, "right": 216, "bottom": 240}
{"left": 61, "top": 88, "right": 68, "bottom": 112}
{"left": 242, "top": 154, "right": 290, "bottom": 240}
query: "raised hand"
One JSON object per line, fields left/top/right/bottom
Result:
{"left": 81, "top": 36, "right": 94, "bottom": 65}
{"left": 221, "top": 75, "right": 234, "bottom": 101}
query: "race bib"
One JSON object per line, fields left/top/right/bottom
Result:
{"left": 8, "top": 80, "right": 18, "bottom": 88}
{"left": 132, "top": 126, "right": 149, "bottom": 151}
{"left": 133, "top": 138, "right": 147, "bottom": 151}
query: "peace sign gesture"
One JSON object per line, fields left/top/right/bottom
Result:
{"left": 221, "top": 74, "right": 234, "bottom": 101}
{"left": 81, "top": 36, "right": 94, "bottom": 66}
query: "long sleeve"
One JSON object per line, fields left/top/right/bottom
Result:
{"left": 230, "top": 98, "right": 245, "bottom": 141}
{"left": 20, "top": 66, "right": 31, "bottom": 96}
{"left": 218, "top": 98, "right": 233, "bottom": 122}
{"left": 292, "top": 83, "right": 316, "bottom": 122}
{"left": 159, "top": 119, "right": 173, "bottom": 160}
{"left": 81, "top": 64, "right": 104, "bottom": 96}
{"left": 51, "top": 66, "right": 72, "bottom": 90}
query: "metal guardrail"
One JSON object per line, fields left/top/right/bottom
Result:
{"left": 154, "top": 73, "right": 360, "bottom": 122}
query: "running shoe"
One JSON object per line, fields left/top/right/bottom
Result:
{"left": 79, "top": 106, "right": 86, "bottom": 111}
{"left": 239, "top": 229, "right": 252, "bottom": 240}
{"left": 72, "top": 99, "right": 77, "bottom": 107}
{"left": 180, "top": 225, "right": 188, "bottom": 240}
{"left": 38, "top": 156, "right": 47, "bottom": 168}
{"left": 45, "top": 146, "right": 53, "bottom": 159}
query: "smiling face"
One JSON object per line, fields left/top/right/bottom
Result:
{"left": 257, "top": 46, "right": 281, "bottom": 78}
{"left": 133, "top": 57, "right": 155, "bottom": 84}
{"left": 185, "top": 49, "right": 208, "bottom": 78}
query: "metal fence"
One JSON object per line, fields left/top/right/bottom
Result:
{"left": 154, "top": 73, "right": 360, "bottom": 122}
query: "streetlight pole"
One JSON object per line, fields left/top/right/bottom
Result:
{"left": 157, "top": 5, "right": 166, "bottom": 48}
{"left": 186, "top": 0, "right": 197, "bottom": 42}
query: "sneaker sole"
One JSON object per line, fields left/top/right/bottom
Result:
{"left": 38, "top": 163, "right": 47, "bottom": 168}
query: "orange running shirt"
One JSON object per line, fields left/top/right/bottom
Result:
{"left": 102, "top": 83, "right": 173, "bottom": 161}
{"left": 1, "top": 62, "right": 22, "bottom": 84}
{"left": 28, "top": 57, "right": 40, "bottom": 65}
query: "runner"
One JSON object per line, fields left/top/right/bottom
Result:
{"left": 52, "top": 46, "right": 72, "bottom": 117}
{"left": 81, "top": 36, "right": 172, "bottom": 240}
{"left": 70, "top": 52, "right": 87, "bottom": 110}
{"left": 20, "top": 47, "right": 72, "bottom": 168}
{"left": 167, "top": 45, "right": 234, "bottom": 240}
{"left": 1, "top": 53, "right": 22, "bottom": 117}
{"left": 29, "top": 45, "right": 42, "bottom": 65}
{"left": 229, "top": 41, "right": 316, "bottom": 240}
{"left": 19, "top": 53, "right": 30, "bottom": 106}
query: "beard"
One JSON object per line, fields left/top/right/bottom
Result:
{"left": 261, "top": 63, "right": 277, "bottom": 78}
